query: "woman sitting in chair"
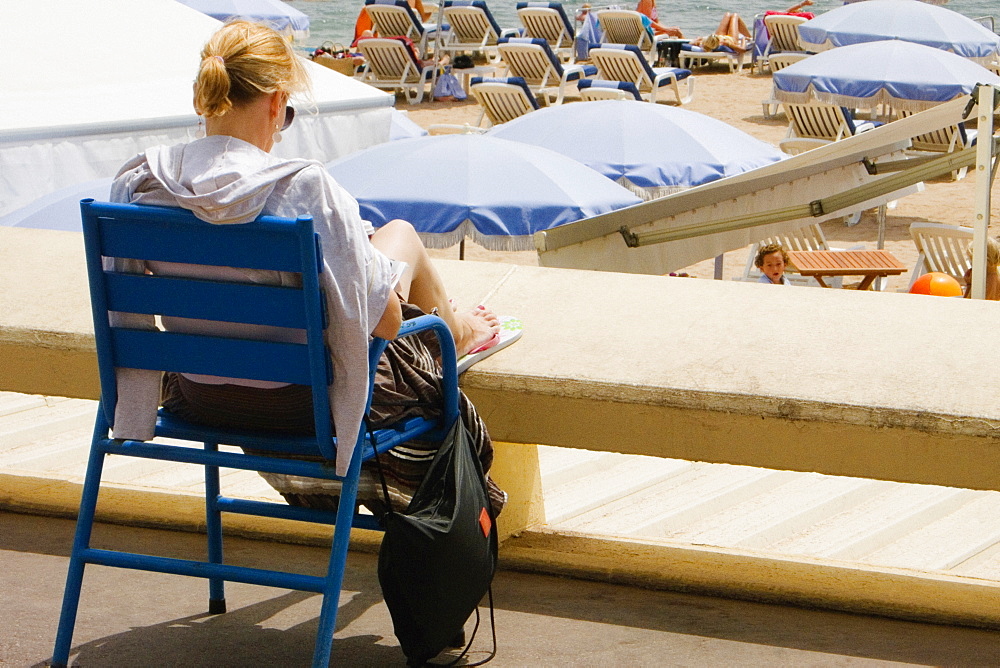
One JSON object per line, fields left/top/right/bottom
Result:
{"left": 110, "top": 20, "right": 505, "bottom": 515}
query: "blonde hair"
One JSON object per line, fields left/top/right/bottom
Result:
{"left": 754, "top": 242, "right": 789, "bottom": 268}
{"left": 194, "top": 20, "right": 309, "bottom": 118}
{"left": 968, "top": 236, "right": 1000, "bottom": 267}
{"left": 702, "top": 34, "right": 721, "bottom": 51}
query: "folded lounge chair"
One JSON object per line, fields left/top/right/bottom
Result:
{"left": 497, "top": 37, "right": 596, "bottom": 105}
{"left": 364, "top": 0, "right": 439, "bottom": 59}
{"left": 439, "top": 0, "right": 519, "bottom": 64}
{"left": 516, "top": 1, "right": 576, "bottom": 62}
{"left": 577, "top": 78, "right": 642, "bottom": 101}
{"left": 470, "top": 76, "right": 540, "bottom": 126}
{"left": 356, "top": 37, "right": 436, "bottom": 104}
{"left": 588, "top": 44, "right": 694, "bottom": 105}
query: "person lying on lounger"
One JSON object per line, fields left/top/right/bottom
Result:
{"left": 690, "top": 12, "right": 752, "bottom": 54}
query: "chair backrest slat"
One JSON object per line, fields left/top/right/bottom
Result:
{"left": 111, "top": 329, "right": 314, "bottom": 385}
{"left": 94, "top": 206, "right": 308, "bottom": 272}
{"left": 105, "top": 273, "right": 309, "bottom": 329}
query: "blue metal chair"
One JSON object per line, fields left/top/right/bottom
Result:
{"left": 51, "top": 200, "right": 460, "bottom": 667}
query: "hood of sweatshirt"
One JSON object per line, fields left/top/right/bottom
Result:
{"left": 116, "top": 135, "right": 317, "bottom": 225}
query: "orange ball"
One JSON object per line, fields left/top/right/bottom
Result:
{"left": 909, "top": 272, "right": 963, "bottom": 297}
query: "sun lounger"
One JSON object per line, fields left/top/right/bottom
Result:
{"left": 356, "top": 37, "right": 436, "bottom": 104}
{"left": 497, "top": 37, "right": 597, "bottom": 105}
{"left": 678, "top": 43, "right": 745, "bottom": 73}
{"left": 779, "top": 102, "right": 879, "bottom": 154}
{"left": 595, "top": 9, "right": 666, "bottom": 63}
{"left": 516, "top": 1, "right": 576, "bottom": 62}
{"left": 588, "top": 44, "right": 694, "bottom": 105}
{"left": 908, "top": 222, "right": 974, "bottom": 288}
{"left": 761, "top": 53, "right": 810, "bottom": 117}
{"left": 439, "top": 0, "right": 519, "bottom": 64}
{"left": 364, "top": 0, "right": 439, "bottom": 59}
{"left": 470, "top": 76, "right": 540, "bottom": 126}
{"left": 577, "top": 79, "right": 643, "bottom": 101}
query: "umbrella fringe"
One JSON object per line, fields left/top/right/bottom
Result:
{"left": 774, "top": 88, "right": 941, "bottom": 113}
{"left": 616, "top": 178, "right": 689, "bottom": 201}
{"left": 415, "top": 221, "right": 538, "bottom": 253}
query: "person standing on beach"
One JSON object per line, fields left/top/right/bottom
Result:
{"left": 636, "top": 0, "right": 684, "bottom": 38}
{"left": 108, "top": 20, "right": 506, "bottom": 515}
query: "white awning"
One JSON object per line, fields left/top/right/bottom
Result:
{"left": 0, "top": 0, "right": 394, "bottom": 217}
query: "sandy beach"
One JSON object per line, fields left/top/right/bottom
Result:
{"left": 398, "top": 67, "right": 1000, "bottom": 293}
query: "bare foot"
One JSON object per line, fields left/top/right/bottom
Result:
{"left": 454, "top": 306, "right": 500, "bottom": 356}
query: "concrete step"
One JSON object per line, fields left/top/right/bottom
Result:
{"left": 670, "top": 473, "right": 894, "bottom": 550}
{"left": 6, "top": 394, "right": 1000, "bottom": 609}
{"left": 0, "top": 396, "right": 94, "bottom": 450}
{"left": 542, "top": 454, "right": 694, "bottom": 525}
{"left": 770, "top": 483, "right": 980, "bottom": 561}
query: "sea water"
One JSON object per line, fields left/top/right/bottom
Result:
{"left": 286, "top": 0, "right": 998, "bottom": 52}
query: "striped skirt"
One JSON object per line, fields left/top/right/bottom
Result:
{"left": 161, "top": 304, "right": 506, "bottom": 516}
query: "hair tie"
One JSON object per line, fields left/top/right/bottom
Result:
{"left": 214, "top": 55, "right": 225, "bottom": 65}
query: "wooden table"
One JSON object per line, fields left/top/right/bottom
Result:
{"left": 786, "top": 250, "right": 907, "bottom": 290}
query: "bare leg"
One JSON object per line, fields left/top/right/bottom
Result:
{"left": 370, "top": 220, "right": 499, "bottom": 355}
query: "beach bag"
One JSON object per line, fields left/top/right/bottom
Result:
{"left": 433, "top": 70, "right": 468, "bottom": 101}
{"left": 375, "top": 418, "right": 498, "bottom": 666}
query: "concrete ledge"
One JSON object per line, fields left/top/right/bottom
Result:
{"left": 7, "top": 225, "right": 1000, "bottom": 629}
{"left": 501, "top": 529, "right": 1000, "bottom": 630}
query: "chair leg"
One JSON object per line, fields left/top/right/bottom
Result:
{"left": 204, "top": 442, "right": 226, "bottom": 614}
{"left": 52, "top": 427, "right": 109, "bottom": 667}
{"left": 310, "top": 444, "right": 365, "bottom": 667}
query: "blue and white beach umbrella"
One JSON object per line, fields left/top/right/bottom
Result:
{"left": 772, "top": 40, "right": 1000, "bottom": 112}
{"left": 797, "top": 0, "right": 1000, "bottom": 61}
{"left": 487, "top": 101, "right": 786, "bottom": 200}
{"left": 175, "top": 0, "right": 310, "bottom": 40}
{"left": 326, "top": 134, "right": 641, "bottom": 252}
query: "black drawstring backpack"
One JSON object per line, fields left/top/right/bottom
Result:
{"left": 374, "top": 418, "right": 498, "bottom": 666}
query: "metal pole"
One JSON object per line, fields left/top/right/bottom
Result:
{"left": 714, "top": 253, "right": 724, "bottom": 280}
{"left": 874, "top": 203, "right": 887, "bottom": 291}
{"left": 970, "top": 85, "right": 996, "bottom": 300}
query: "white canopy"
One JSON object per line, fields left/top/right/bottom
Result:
{"left": 0, "top": 0, "right": 394, "bottom": 217}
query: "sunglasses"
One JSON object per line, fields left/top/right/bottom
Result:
{"left": 281, "top": 105, "right": 295, "bottom": 131}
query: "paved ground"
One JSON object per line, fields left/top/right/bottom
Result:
{"left": 5, "top": 511, "right": 1000, "bottom": 667}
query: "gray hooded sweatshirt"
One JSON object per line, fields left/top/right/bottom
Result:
{"left": 109, "top": 135, "right": 392, "bottom": 476}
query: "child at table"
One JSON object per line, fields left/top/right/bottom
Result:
{"left": 963, "top": 236, "right": 1000, "bottom": 300}
{"left": 755, "top": 243, "right": 792, "bottom": 285}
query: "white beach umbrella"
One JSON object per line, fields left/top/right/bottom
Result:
{"left": 772, "top": 40, "right": 1000, "bottom": 112}
{"left": 798, "top": 0, "right": 1000, "bottom": 62}
{"left": 488, "top": 101, "right": 786, "bottom": 200}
